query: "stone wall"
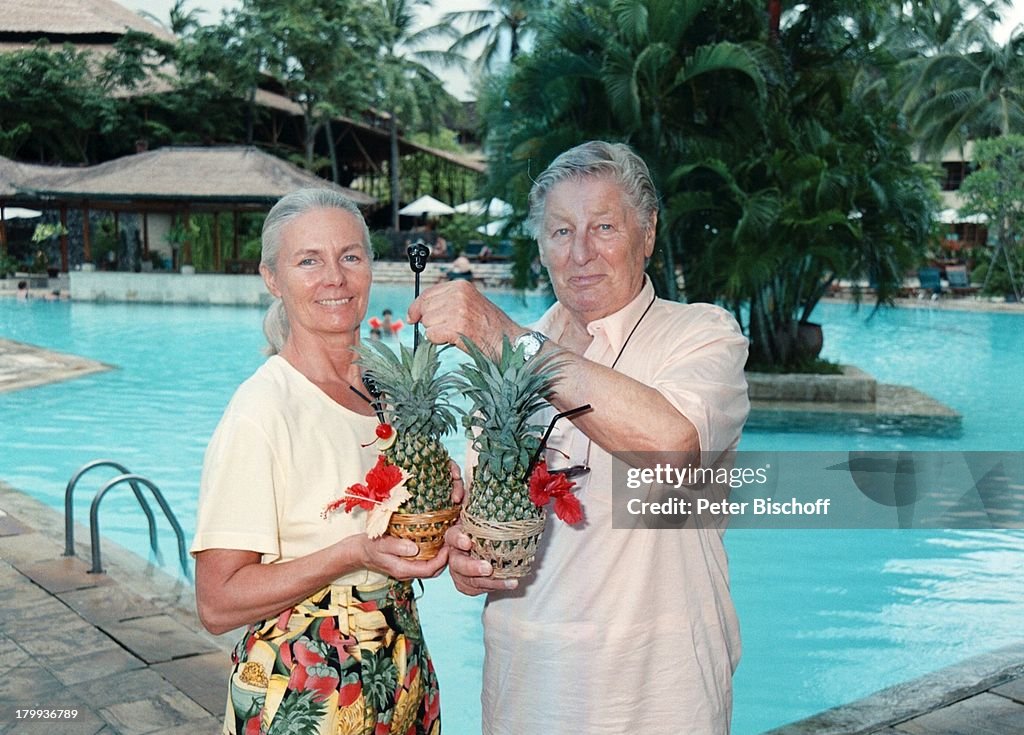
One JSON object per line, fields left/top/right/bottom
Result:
{"left": 746, "top": 365, "right": 877, "bottom": 403}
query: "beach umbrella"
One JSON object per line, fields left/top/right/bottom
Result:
{"left": 1, "top": 207, "right": 42, "bottom": 220}
{"left": 476, "top": 218, "right": 509, "bottom": 237}
{"left": 454, "top": 197, "right": 513, "bottom": 218}
{"left": 398, "top": 195, "right": 455, "bottom": 217}
{"left": 938, "top": 208, "right": 988, "bottom": 224}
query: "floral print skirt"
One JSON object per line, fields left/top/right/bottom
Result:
{"left": 223, "top": 580, "right": 441, "bottom": 735}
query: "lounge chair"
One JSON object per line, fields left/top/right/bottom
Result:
{"left": 945, "top": 264, "right": 978, "bottom": 296}
{"left": 917, "top": 267, "right": 942, "bottom": 298}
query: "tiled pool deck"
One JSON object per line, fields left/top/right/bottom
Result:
{"left": 3, "top": 479, "right": 1023, "bottom": 734}
{"left": 1, "top": 305, "right": 1023, "bottom": 734}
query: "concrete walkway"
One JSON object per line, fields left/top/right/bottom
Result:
{"left": 0, "top": 481, "right": 233, "bottom": 734}
{"left": 3, "top": 476, "right": 1023, "bottom": 735}
{"left": 765, "top": 643, "right": 1024, "bottom": 734}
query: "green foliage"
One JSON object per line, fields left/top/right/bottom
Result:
{"left": 437, "top": 213, "right": 491, "bottom": 255}
{"left": 480, "top": 0, "right": 939, "bottom": 370}
{"left": 959, "top": 134, "right": 1024, "bottom": 298}
{"left": 898, "top": 5, "right": 1024, "bottom": 160}
{"left": 30, "top": 223, "right": 68, "bottom": 243}
{"left": 91, "top": 217, "right": 119, "bottom": 267}
{"left": 457, "top": 335, "right": 561, "bottom": 481}
{"left": 0, "top": 253, "right": 20, "bottom": 276}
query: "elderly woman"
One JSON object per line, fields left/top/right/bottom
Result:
{"left": 192, "top": 188, "right": 448, "bottom": 735}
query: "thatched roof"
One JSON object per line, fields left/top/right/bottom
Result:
{"left": 1, "top": 0, "right": 174, "bottom": 41}
{"left": 18, "top": 146, "right": 377, "bottom": 208}
{"left": 0, "top": 156, "right": 72, "bottom": 200}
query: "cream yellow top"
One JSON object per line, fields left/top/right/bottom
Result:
{"left": 191, "top": 354, "right": 386, "bottom": 587}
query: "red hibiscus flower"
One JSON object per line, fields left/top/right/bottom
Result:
{"left": 323, "top": 455, "right": 406, "bottom": 517}
{"left": 528, "top": 461, "right": 585, "bottom": 524}
{"left": 554, "top": 492, "right": 584, "bottom": 525}
{"left": 244, "top": 714, "right": 262, "bottom": 735}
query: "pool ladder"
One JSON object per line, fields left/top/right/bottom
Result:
{"left": 63, "top": 459, "right": 192, "bottom": 580}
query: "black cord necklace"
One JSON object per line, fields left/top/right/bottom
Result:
{"left": 560, "top": 291, "right": 658, "bottom": 477}
{"left": 610, "top": 292, "right": 657, "bottom": 370}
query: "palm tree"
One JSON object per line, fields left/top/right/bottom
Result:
{"left": 439, "top": 0, "right": 552, "bottom": 74}
{"left": 903, "top": 31, "right": 1024, "bottom": 160}
{"left": 895, "top": 0, "right": 1024, "bottom": 160}
{"left": 376, "top": 0, "right": 463, "bottom": 227}
{"left": 481, "top": 0, "right": 770, "bottom": 299}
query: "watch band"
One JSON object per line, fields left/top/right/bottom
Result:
{"left": 514, "top": 330, "right": 549, "bottom": 361}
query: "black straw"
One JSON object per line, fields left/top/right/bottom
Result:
{"left": 407, "top": 240, "right": 430, "bottom": 350}
{"left": 524, "top": 404, "right": 592, "bottom": 481}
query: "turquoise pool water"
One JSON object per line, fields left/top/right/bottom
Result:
{"left": 1, "top": 291, "right": 1023, "bottom": 734}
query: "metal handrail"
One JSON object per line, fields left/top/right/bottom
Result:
{"left": 64, "top": 459, "right": 159, "bottom": 559}
{"left": 88, "top": 473, "right": 192, "bottom": 580}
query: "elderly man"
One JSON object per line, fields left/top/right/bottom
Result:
{"left": 409, "top": 141, "right": 750, "bottom": 734}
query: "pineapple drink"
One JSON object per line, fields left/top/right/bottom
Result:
{"left": 355, "top": 341, "right": 461, "bottom": 556}
{"left": 457, "top": 336, "right": 567, "bottom": 576}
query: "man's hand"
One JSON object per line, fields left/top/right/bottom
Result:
{"left": 408, "top": 280, "right": 522, "bottom": 355}
{"left": 444, "top": 525, "right": 519, "bottom": 596}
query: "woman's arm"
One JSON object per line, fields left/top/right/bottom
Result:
{"left": 195, "top": 534, "right": 448, "bottom": 635}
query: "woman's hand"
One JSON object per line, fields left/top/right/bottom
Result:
{"left": 357, "top": 534, "right": 449, "bottom": 581}
{"left": 443, "top": 524, "right": 518, "bottom": 596}
{"left": 450, "top": 460, "right": 465, "bottom": 505}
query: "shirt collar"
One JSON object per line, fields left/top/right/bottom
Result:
{"left": 536, "top": 276, "right": 657, "bottom": 358}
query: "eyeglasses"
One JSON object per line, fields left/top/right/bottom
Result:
{"left": 548, "top": 463, "right": 591, "bottom": 479}
{"left": 524, "top": 404, "right": 592, "bottom": 481}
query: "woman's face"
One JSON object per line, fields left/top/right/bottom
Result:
{"left": 261, "top": 207, "right": 372, "bottom": 342}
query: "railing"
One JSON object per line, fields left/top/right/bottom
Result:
{"left": 63, "top": 459, "right": 192, "bottom": 579}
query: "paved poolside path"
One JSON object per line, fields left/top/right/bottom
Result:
{"left": 0, "top": 339, "right": 112, "bottom": 394}
{"left": 0, "top": 481, "right": 234, "bottom": 734}
{"left": 2, "top": 477, "right": 1022, "bottom": 734}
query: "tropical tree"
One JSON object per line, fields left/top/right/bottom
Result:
{"left": 439, "top": 0, "right": 552, "bottom": 74}
{"left": 0, "top": 30, "right": 176, "bottom": 163}
{"left": 899, "top": 2, "right": 1024, "bottom": 160}
{"left": 227, "top": 0, "right": 385, "bottom": 170}
{"left": 375, "top": 0, "right": 463, "bottom": 227}
{"left": 958, "top": 134, "right": 1024, "bottom": 298}
{"left": 480, "top": 0, "right": 771, "bottom": 298}
{"left": 481, "top": 0, "right": 938, "bottom": 370}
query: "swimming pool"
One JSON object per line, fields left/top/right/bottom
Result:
{"left": 1, "top": 290, "right": 1022, "bottom": 735}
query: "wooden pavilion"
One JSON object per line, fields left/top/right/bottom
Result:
{"left": 5, "top": 146, "right": 377, "bottom": 272}
{"left": 0, "top": 0, "right": 485, "bottom": 241}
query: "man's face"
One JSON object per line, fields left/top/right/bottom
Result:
{"left": 538, "top": 175, "right": 655, "bottom": 324}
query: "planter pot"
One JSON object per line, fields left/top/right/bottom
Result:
{"left": 387, "top": 506, "right": 460, "bottom": 561}
{"left": 460, "top": 508, "right": 547, "bottom": 579}
{"left": 795, "top": 321, "right": 824, "bottom": 360}
{"left": 180, "top": 265, "right": 196, "bottom": 275}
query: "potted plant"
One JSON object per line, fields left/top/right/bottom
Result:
{"left": 0, "top": 253, "right": 18, "bottom": 279}
{"left": 455, "top": 336, "right": 583, "bottom": 578}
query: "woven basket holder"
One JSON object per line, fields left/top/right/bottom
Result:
{"left": 387, "top": 506, "right": 461, "bottom": 561}
{"left": 460, "top": 508, "right": 547, "bottom": 579}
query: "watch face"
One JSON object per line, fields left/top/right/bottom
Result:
{"left": 516, "top": 332, "right": 545, "bottom": 359}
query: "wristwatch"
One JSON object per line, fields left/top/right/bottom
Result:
{"left": 514, "top": 330, "right": 549, "bottom": 361}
